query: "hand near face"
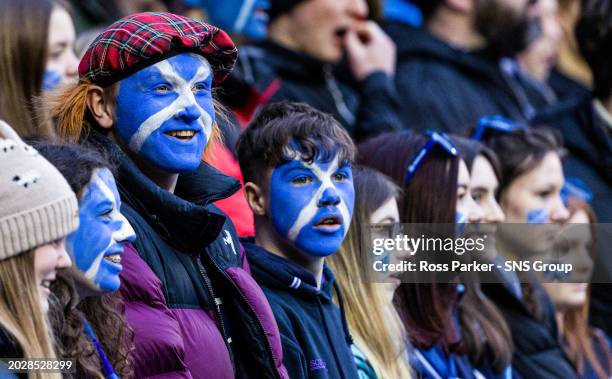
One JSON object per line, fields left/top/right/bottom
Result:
{"left": 269, "top": 150, "right": 355, "bottom": 257}
{"left": 66, "top": 168, "right": 136, "bottom": 293}
{"left": 114, "top": 53, "right": 215, "bottom": 174}
{"left": 344, "top": 21, "right": 396, "bottom": 81}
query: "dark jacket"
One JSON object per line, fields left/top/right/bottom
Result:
{"left": 482, "top": 277, "right": 578, "bottom": 379}
{"left": 244, "top": 243, "right": 359, "bottom": 379}
{"left": 0, "top": 327, "right": 23, "bottom": 379}
{"left": 548, "top": 68, "right": 591, "bottom": 102}
{"left": 383, "top": 21, "right": 527, "bottom": 134}
{"left": 87, "top": 132, "right": 288, "bottom": 379}
{"left": 220, "top": 40, "right": 403, "bottom": 141}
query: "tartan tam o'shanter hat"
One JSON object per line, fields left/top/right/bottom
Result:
{"left": 79, "top": 12, "right": 238, "bottom": 87}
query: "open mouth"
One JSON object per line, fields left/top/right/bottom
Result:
{"left": 104, "top": 254, "right": 121, "bottom": 265}
{"left": 314, "top": 215, "right": 343, "bottom": 232}
{"left": 164, "top": 130, "right": 198, "bottom": 140}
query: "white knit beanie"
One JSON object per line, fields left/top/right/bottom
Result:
{"left": 0, "top": 120, "right": 79, "bottom": 260}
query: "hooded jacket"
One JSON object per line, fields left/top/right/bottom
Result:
{"left": 243, "top": 243, "right": 359, "bottom": 379}
{"left": 86, "top": 131, "right": 288, "bottom": 379}
{"left": 219, "top": 40, "right": 403, "bottom": 141}
{"left": 383, "top": 21, "right": 527, "bottom": 134}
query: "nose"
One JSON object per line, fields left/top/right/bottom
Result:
{"left": 318, "top": 187, "right": 341, "bottom": 207}
{"left": 550, "top": 194, "right": 570, "bottom": 223}
{"left": 177, "top": 104, "right": 202, "bottom": 123}
{"left": 57, "top": 243, "right": 72, "bottom": 270}
{"left": 486, "top": 200, "right": 506, "bottom": 223}
{"left": 466, "top": 196, "right": 485, "bottom": 223}
{"left": 347, "top": 0, "right": 368, "bottom": 20}
{"left": 116, "top": 214, "right": 137, "bottom": 244}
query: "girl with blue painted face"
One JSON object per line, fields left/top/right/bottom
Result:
{"left": 481, "top": 127, "right": 580, "bottom": 379}
{"left": 36, "top": 143, "right": 135, "bottom": 379}
{"left": 485, "top": 127, "right": 570, "bottom": 259}
{"left": 452, "top": 136, "right": 515, "bottom": 379}
{"left": 0, "top": 0, "right": 76, "bottom": 139}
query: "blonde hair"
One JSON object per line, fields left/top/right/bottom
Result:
{"left": 326, "top": 166, "right": 412, "bottom": 379}
{"left": 0, "top": 249, "right": 60, "bottom": 379}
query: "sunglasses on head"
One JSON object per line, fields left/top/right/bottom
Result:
{"left": 471, "top": 115, "right": 526, "bottom": 141}
{"left": 404, "top": 130, "right": 459, "bottom": 185}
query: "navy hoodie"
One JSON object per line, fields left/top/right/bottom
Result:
{"left": 244, "top": 243, "right": 359, "bottom": 379}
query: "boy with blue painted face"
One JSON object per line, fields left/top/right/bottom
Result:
{"left": 53, "top": 12, "right": 288, "bottom": 379}
{"left": 237, "top": 102, "right": 360, "bottom": 379}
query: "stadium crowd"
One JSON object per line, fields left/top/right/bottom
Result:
{"left": 0, "top": 0, "right": 611, "bottom": 378}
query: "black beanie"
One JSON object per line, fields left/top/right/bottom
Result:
{"left": 268, "top": 0, "right": 308, "bottom": 21}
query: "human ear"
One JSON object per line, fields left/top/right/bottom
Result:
{"left": 244, "top": 182, "right": 266, "bottom": 216}
{"left": 85, "top": 85, "right": 114, "bottom": 129}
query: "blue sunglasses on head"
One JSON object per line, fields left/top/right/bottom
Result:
{"left": 404, "top": 130, "right": 459, "bottom": 185}
{"left": 472, "top": 115, "right": 526, "bottom": 141}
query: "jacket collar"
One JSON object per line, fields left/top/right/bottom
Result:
{"left": 88, "top": 130, "right": 240, "bottom": 252}
{"left": 243, "top": 242, "right": 335, "bottom": 299}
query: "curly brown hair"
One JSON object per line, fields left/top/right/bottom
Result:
{"left": 49, "top": 273, "right": 134, "bottom": 378}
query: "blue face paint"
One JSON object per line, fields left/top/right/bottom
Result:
{"left": 186, "top": 0, "right": 269, "bottom": 40}
{"left": 269, "top": 150, "right": 355, "bottom": 257}
{"left": 115, "top": 53, "right": 215, "bottom": 174}
{"left": 66, "top": 168, "right": 136, "bottom": 292}
{"left": 42, "top": 69, "right": 62, "bottom": 91}
{"left": 527, "top": 208, "right": 549, "bottom": 224}
{"left": 560, "top": 177, "right": 593, "bottom": 207}
{"left": 455, "top": 211, "right": 467, "bottom": 236}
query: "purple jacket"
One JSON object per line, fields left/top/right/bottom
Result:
{"left": 89, "top": 131, "right": 287, "bottom": 378}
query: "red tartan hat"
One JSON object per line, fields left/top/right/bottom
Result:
{"left": 79, "top": 12, "right": 237, "bottom": 87}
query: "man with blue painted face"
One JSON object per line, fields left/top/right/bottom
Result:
{"left": 53, "top": 12, "right": 288, "bottom": 379}
{"left": 237, "top": 102, "right": 360, "bottom": 379}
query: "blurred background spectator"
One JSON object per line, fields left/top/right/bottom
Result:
{"left": 0, "top": 0, "right": 77, "bottom": 140}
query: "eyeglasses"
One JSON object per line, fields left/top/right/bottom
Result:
{"left": 404, "top": 130, "right": 459, "bottom": 185}
{"left": 471, "top": 115, "right": 526, "bottom": 141}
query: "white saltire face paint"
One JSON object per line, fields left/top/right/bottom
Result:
{"left": 269, "top": 148, "right": 355, "bottom": 257}
{"left": 114, "top": 53, "right": 215, "bottom": 173}
{"left": 66, "top": 168, "right": 136, "bottom": 292}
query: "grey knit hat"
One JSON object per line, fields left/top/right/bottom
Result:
{"left": 0, "top": 120, "right": 79, "bottom": 260}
